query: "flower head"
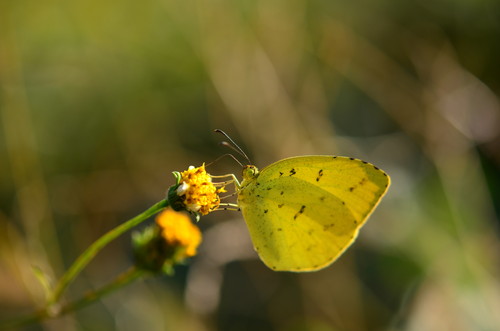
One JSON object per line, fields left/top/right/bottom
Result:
{"left": 156, "top": 208, "right": 202, "bottom": 257}
{"left": 169, "top": 164, "right": 226, "bottom": 217}
{"left": 132, "top": 208, "right": 202, "bottom": 274}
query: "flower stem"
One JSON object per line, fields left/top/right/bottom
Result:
{"left": 0, "top": 267, "right": 145, "bottom": 330}
{"left": 59, "top": 267, "right": 144, "bottom": 315}
{"left": 48, "top": 199, "right": 168, "bottom": 306}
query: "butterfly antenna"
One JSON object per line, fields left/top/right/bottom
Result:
{"left": 206, "top": 153, "right": 244, "bottom": 168}
{"left": 214, "top": 129, "right": 252, "bottom": 165}
{"left": 220, "top": 141, "right": 248, "bottom": 164}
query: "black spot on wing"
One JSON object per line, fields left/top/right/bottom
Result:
{"left": 278, "top": 203, "right": 284, "bottom": 208}
{"left": 348, "top": 177, "right": 368, "bottom": 193}
{"left": 323, "top": 223, "right": 335, "bottom": 231}
{"left": 289, "top": 168, "right": 296, "bottom": 176}
{"left": 316, "top": 169, "right": 324, "bottom": 182}
{"left": 293, "top": 205, "right": 306, "bottom": 220}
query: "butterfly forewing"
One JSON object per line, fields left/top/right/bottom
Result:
{"left": 237, "top": 156, "right": 390, "bottom": 272}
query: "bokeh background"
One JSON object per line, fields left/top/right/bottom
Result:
{"left": 1, "top": 0, "right": 499, "bottom": 330}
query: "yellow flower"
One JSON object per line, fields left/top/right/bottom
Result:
{"left": 175, "top": 164, "right": 226, "bottom": 215}
{"left": 156, "top": 208, "right": 202, "bottom": 258}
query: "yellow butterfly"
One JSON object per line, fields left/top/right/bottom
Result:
{"left": 236, "top": 155, "right": 390, "bottom": 272}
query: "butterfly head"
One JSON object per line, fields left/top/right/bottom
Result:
{"left": 241, "top": 165, "right": 259, "bottom": 184}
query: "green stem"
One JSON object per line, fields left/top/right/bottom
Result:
{"left": 0, "top": 267, "right": 145, "bottom": 330}
{"left": 59, "top": 267, "right": 144, "bottom": 315}
{"left": 0, "top": 311, "right": 43, "bottom": 331}
{"left": 48, "top": 199, "right": 168, "bottom": 306}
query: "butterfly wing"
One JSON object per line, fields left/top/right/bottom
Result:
{"left": 237, "top": 156, "right": 390, "bottom": 272}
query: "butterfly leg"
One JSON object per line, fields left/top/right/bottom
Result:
{"left": 216, "top": 202, "right": 240, "bottom": 211}
{"left": 211, "top": 173, "right": 242, "bottom": 189}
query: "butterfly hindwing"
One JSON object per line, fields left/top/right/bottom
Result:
{"left": 237, "top": 156, "right": 390, "bottom": 272}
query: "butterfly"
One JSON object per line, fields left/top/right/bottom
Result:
{"left": 236, "top": 155, "right": 390, "bottom": 272}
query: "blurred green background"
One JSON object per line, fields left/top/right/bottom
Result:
{"left": 1, "top": 0, "right": 499, "bottom": 330}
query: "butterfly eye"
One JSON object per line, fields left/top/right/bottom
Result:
{"left": 242, "top": 165, "right": 259, "bottom": 180}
